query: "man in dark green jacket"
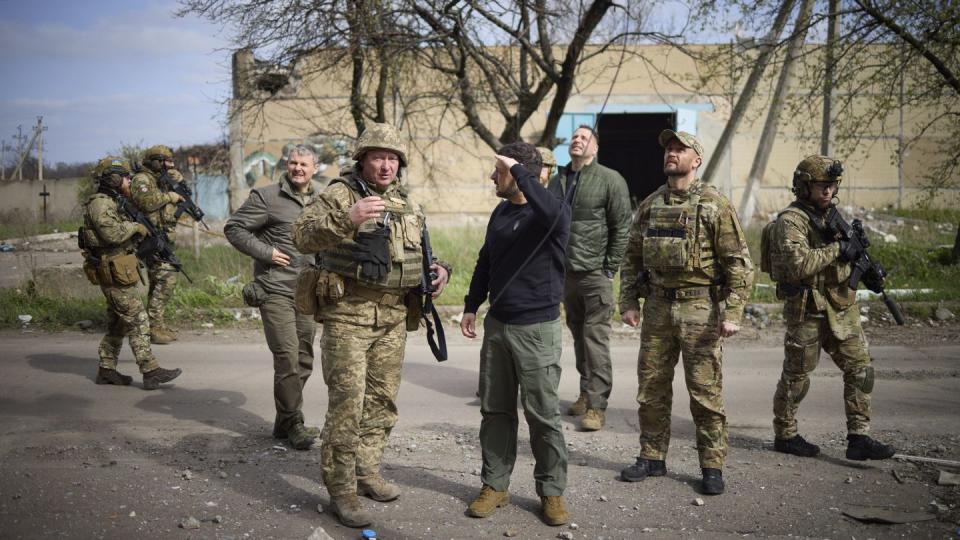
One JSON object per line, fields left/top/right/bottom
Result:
{"left": 547, "top": 125, "right": 632, "bottom": 431}
{"left": 225, "top": 145, "right": 324, "bottom": 450}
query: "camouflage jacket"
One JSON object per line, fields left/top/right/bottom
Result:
{"left": 547, "top": 160, "right": 632, "bottom": 273}
{"left": 619, "top": 179, "right": 754, "bottom": 324}
{"left": 771, "top": 201, "right": 860, "bottom": 336}
{"left": 130, "top": 168, "right": 182, "bottom": 234}
{"left": 81, "top": 193, "right": 142, "bottom": 258}
{"left": 293, "top": 170, "right": 449, "bottom": 328}
{"left": 224, "top": 175, "right": 323, "bottom": 298}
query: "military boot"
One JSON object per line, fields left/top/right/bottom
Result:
{"left": 774, "top": 435, "right": 820, "bottom": 457}
{"left": 846, "top": 434, "right": 895, "bottom": 461}
{"left": 566, "top": 392, "right": 588, "bottom": 416}
{"left": 357, "top": 474, "right": 401, "bottom": 502}
{"left": 142, "top": 367, "right": 182, "bottom": 390}
{"left": 701, "top": 468, "right": 725, "bottom": 495}
{"left": 286, "top": 423, "right": 316, "bottom": 450}
{"left": 540, "top": 496, "right": 569, "bottom": 526}
{"left": 580, "top": 409, "right": 605, "bottom": 431}
{"left": 467, "top": 485, "right": 510, "bottom": 518}
{"left": 150, "top": 327, "right": 177, "bottom": 345}
{"left": 329, "top": 494, "right": 372, "bottom": 528}
{"left": 620, "top": 457, "right": 666, "bottom": 482}
{"left": 95, "top": 367, "right": 132, "bottom": 386}
{"left": 273, "top": 423, "right": 321, "bottom": 440}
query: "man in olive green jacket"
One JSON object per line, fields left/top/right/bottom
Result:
{"left": 547, "top": 125, "right": 632, "bottom": 431}
{"left": 225, "top": 145, "right": 324, "bottom": 450}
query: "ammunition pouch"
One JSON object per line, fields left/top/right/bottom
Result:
{"left": 82, "top": 258, "right": 100, "bottom": 285}
{"left": 405, "top": 290, "right": 424, "bottom": 331}
{"left": 826, "top": 285, "right": 857, "bottom": 312}
{"left": 102, "top": 253, "right": 141, "bottom": 287}
{"left": 242, "top": 281, "right": 268, "bottom": 308}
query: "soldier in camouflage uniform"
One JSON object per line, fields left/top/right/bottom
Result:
{"left": 767, "top": 155, "right": 895, "bottom": 461}
{"left": 617, "top": 130, "right": 754, "bottom": 495}
{"left": 80, "top": 157, "right": 183, "bottom": 390}
{"left": 130, "top": 145, "right": 185, "bottom": 344}
{"left": 537, "top": 146, "right": 557, "bottom": 187}
{"left": 292, "top": 122, "right": 452, "bottom": 528}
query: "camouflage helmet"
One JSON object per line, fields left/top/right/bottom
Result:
{"left": 93, "top": 156, "right": 132, "bottom": 189}
{"left": 143, "top": 144, "right": 174, "bottom": 161}
{"left": 537, "top": 146, "right": 557, "bottom": 168}
{"left": 352, "top": 122, "right": 407, "bottom": 167}
{"left": 792, "top": 154, "right": 843, "bottom": 198}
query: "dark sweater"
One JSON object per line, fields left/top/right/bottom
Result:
{"left": 464, "top": 164, "right": 571, "bottom": 324}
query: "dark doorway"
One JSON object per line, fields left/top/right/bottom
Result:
{"left": 597, "top": 113, "right": 675, "bottom": 208}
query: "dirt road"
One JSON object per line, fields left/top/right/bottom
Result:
{"left": 0, "top": 328, "right": 958, "bottom": 539}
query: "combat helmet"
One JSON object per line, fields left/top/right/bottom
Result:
{"left": 93, "top": 156, "right": 132, "bottom": 189}
{"left": 537, "top": 146, "right": 557, "bottom": 169}
{"left": 792, "top": 155, "right": 843, "bottom": 199}
{"left": 352, "top": 122, "right": 407, "bottom": 167}
{"left": 142, "top": 144, "right": 174, "bottom": 172}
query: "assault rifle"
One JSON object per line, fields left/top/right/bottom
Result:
{"left": 116, "top": 197, "right": 193, "bottom": 283}
{"left": 158, "top": 171, "right": 210, "bottom": 230}
{"left": 824, "top": 207, "right": 904, "bottom": 325}
{"left": 419, "top": 219, "right": 448, "bottom": 362}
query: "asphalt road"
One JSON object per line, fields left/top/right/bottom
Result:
{"left": 1, "top": 328, "right": 958, "bottom": 539}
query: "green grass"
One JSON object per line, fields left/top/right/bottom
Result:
{"left": 0, "top": 288, "right": 106, "bottom": 330}
{"left": 0, "top": 219, "right": 83, "bottom": 241}
{"left": 884, "top": 207, "right": 960, "bottom": 224}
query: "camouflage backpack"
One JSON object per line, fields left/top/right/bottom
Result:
{"left": 760, "top": 205, "right": 806, "bottom": 283}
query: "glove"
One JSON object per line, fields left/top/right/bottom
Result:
{"left": 355, "top": 227, "right": 391, "bottom": 282}
{"left": 838, "top": 239, "right": 862, "bottom": 262}
{"left": 168, "top": 192, "right": 183, "bottom": 204}
{"left": 134, "top": 223, "right": 151, "bottom": 237}
{"left": 167, "top": 169, "right": 185, "bottom": 182}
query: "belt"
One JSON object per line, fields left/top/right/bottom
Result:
{"left": 344, "top": 279, "right": 405, "bottom": 306}
{"left": 651, "top": 285, "right": 711, "bottom": 300}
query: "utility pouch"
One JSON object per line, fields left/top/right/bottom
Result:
{"left": 826, "top": 285, "right": 857, "bottom": 312}
{"left": 405, "top": 290, "right": 424, "bottom": 331}
{"left": 295, "top": 265, "right": 321, "bottom": 315}
{"left": 242, "top": 281, "right": 267, "bottom": 308}
{"left": 82, "top": 258, "right": 100, "bottom": 285}
{"left": 106, "top": 253, "right": 141, "bottom": 286}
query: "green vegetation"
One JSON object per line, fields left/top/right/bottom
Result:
{"left": 3, "top": 215, "right": 958, "bottom": 330}
{"left": 884, "top": 207, "right": 960, "bottom": 225}
{"left": 0, "top": 218, "right": 83, "bottom": 241}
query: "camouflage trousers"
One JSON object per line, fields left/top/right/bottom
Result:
{"left": 98, "top": 284, "right": 159, "bottom": 373}
{"left": 563, "top": 270, "right": 614, "bottom": 410}
{"left": 259, "top": 293, "right": 316, "bottom": 434}
{"left": 636, "top": 296, "right": 727, "bottom": 469}
{"left": 319, "top": 319, "right": 405, "bottom": 497}
{"left": 773, "top": 312, "right": 872, "bottom": 439}
{"left": 147, "top": 260, "right": 178, "bottom": 330}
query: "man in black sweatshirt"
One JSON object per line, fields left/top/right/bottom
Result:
{"left": 460, "top": 142, "right": 572, "bottom": 527}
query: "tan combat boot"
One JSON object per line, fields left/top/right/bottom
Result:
{"left": 566, "top": 392, "right": 588, "bottom": 416}
{"left": 150, "top": 327, "right": 177, "bottom": 345}
{"left": 329, "top": 494, "right": 373, "bottom": 528}
{"left": 541, "top": 495, "right": 569, "bottom": 526}
{"left": 357, "top": 473, "right": 401, "bottom": 502}
{"left": 580, "top": 408, "right": 605, "bottom": 431}
{"left": 467, "top": 485, "right": 510, "bottom": 518}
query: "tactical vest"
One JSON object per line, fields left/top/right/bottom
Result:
{"left": 319, "top": 178, "right": 424, "bottom": 291}
{"left": 641, "top": 188, "right": 716, "bottom": 277}
{"left": 80, "top": 194, "right": 137, "bottom": 258}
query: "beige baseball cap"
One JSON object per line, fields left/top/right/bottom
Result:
{"left": 658, "top": 129, "right": 704, "bottom": 157}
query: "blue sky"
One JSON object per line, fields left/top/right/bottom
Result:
{"left": 0, "top": 0, "right": 231, "bottom": 164}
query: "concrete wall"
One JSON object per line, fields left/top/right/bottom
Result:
{"left": 0, "top": 178, "right": 85, "bottom": 223}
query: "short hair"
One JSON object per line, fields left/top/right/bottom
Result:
{"left": 575, "top": 124, "right": 598, "bottom": 145}
{"left": 497, "top": 142, "right": 542, "bottom": 176}
{"left": 287, "top": 144, "right": 318, "bottom": 165}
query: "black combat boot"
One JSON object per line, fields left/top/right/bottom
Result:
{"left": 620, "top": 457, "right": 667, "bottom": 482}
{"left": 701, "top": 468, "right": 725, "bottom": 495}
{"left": 846, "top": 434, "right": 895, "bottom": 461}
{"left": 142, "top": 367, "right": 182, "bottom": 390}
{"left": 774, "top": 435, "right": 821, "bottom": 457}
{"left": 95, "top": 367, "right": 133, "bottom": 386}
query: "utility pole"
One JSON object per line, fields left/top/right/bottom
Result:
{"left": 35, "top": 117, "right": 47, "bottom": 181}
{"left": 1, "top": 140, "right": 10, "bottom": 180}
{"left": 14, "top": 125, "right": 25, "bottom": 180}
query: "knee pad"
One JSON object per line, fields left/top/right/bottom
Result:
{"left": 795, "top": 378, "right": 811, "bottom": 403}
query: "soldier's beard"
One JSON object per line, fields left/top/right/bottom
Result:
{"left": 497, "top": 183, "right": 520, "bottom": 199}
